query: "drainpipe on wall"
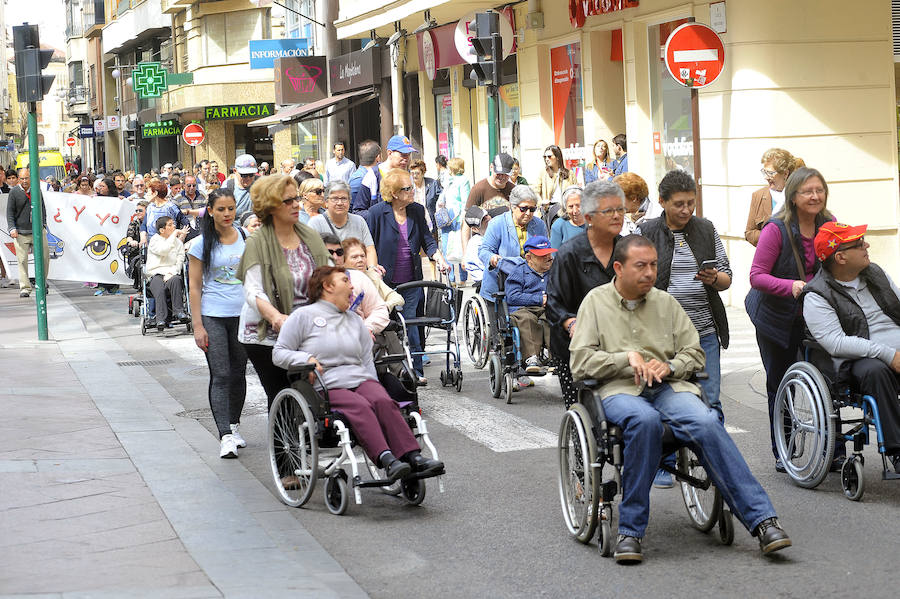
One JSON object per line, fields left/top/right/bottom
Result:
{"left": 390, "top": 37, "right": 405, "bottom": 136}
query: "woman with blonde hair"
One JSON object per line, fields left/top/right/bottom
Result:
{"left": 236, "top": 174, "right": 330, "bottom": 408}
{"left": 297, "top": 177, "right": 326, "bottom": 224}
{"left": 745, "top": 148, "right": 805, "bottom": 246}
{"left": 584, "top": 139, "right": 614, "bottom": 184}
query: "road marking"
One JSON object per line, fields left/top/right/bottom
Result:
{"left": 725, "top": 425, "right": 747, "bottom": 434}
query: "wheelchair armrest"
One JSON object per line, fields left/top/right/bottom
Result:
{"left": 692, "top": 371, "right": 709, "bottom": 381}
{"left": 575, "top": 379, "right": 600, "bottom": 390}
{"left": 287, "top": 363, "right": 318, "bottom": 379}
{"left": 801, "top": 338, "right": 826, "bottom": 352}
{"left": 374, "top": 353, "right": 407, "bottom": 365}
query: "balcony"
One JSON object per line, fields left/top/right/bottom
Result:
{"left": 102, "top": 2, "right": 172, "bottom": 54}
{"left": 67, "top": 85, "right": 90, "bottom": 116}
{"left": 84, "top": 0, "right": 106, "bottom": 38}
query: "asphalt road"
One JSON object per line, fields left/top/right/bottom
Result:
{"left": 60, "top": 282, "right": 900, "bottom": 599}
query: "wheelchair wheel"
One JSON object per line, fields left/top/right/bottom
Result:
{"left": 462, "top": 296, "right": 490, "bottom": 369}
{"left": 678, "top": 447, "right": 721, "bottom": 533}
{"left": 558, "top": 404, "right": 600, "bottom": 544}
{"left": 504, "top": 373, "right": 514, "bottom": 404}
{"left": 774, "top": 362, "right": 835, "bottom": 489}
{"left": 841, "top": 455, "right": 865, "bottom": 501}
{"left": 363, "top": 453, "right": 402, "bottom": 496}
{"left": 324, "top": 473, "right": 350, "bottom": 515}
{"left": 268, "top": 388, "right": 318, "bottom": 508}
{"left": 597, "top": 509, "right": 613, "bottom": 557}
{"left": 489, "top": 354, "right": 503, "bottom": 398}
{"left": 400, "top": 477, "right": 426, "bottom": 505}
{"left": 454, "top": 368, "right": 463, "bottom": 392}
{"left": 140, "top": 316, "right": 147, "bottom": 336}
{"left": 717, "top": 508, "right": 735, "bottom": 545}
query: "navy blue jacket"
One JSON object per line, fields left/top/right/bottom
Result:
{"left": 350, "top": 165, "right": 381, "bottom": 219}
{"left": 366, "top": 201, "right": 438, "bottom": 286}
{"left": 505, "top": 260, "right": 548, "bottom": 312}
{"left": 422, "top": 177, "right": 443, "bottom": 228}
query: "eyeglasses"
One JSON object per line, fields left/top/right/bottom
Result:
{"left": 240, "top": 173, "right": 255, "bottom": 179}
{"left": 185, "top": 184, "right": 196, "bottom": 188}
{"left": 543, "top": 154, "right": 554, "bottom": 159}
{"left": 595, "top": 206, "right": 627, "bottom": 217}
{"left": 839, "top": 237, "right": 865, "bottom": 251}
{"left": 309, "top": 188, "right": 324, "bottom": 195}
{"left": 282, "top": 196, "right": 301, "bottom": 205}
{"left": 760, "top": 168, "right": 779, "bottom": 178}
{"left": 399, "top": 185, "right": 414, "bottom": 192}
{"left": 328, "top": 197, "right": 350, "bottom": 204}
{"left": 327, "top": 248, "right": 344, "bottom": 257}
{"left": 798, "top": 187, "right": 826, "bottom": 198}
{"left": 515, "top": 205, "right": 538, "bottom": 213}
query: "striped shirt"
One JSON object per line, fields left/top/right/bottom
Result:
{"left": 666, "top": 230, "right": 732, "bottom": 338}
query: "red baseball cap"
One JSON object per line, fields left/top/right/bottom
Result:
{"left": 814, "top": 222, "right": 867, "bottom": 262}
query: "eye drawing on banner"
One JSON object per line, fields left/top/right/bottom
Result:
{"left": 84, "top": 233, "right": 112, "bottom": 261}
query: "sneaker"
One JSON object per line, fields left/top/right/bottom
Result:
{"left": 93, "top": 289, "right": 104, "bottom": 296}
{"left": 525, "top": 355, "right": 542, "bottom": 374}
{"left": 889, "top": 454, "right": 900, "bottom": 475}
{"left": 219, "top": 434, "right": 238, "bottom": 459}
{"left": 652, "top": 469, "right": 674, "bottom": 489}
{"left": 19, "top": 289, "right": 30, "bottom": 298}
{"left": 755, "top": 517, "right": 792, "bottom": 554}
{"left": 613, "top": 535, "right": 643, "bottom": 564}
{"left": 422, "top": 355, "right": 431, "bottom": 366}
{"left": 230, "top": 424, "right": 247, "bottom": 448}
{"left": 516, "top": 375, "right": 534, "bottom": 389}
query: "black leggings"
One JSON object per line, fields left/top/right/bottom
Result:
{"left": 243, "top": 342, "right": 290, "bottom": 411}
{"left": 202, "top": 315, "right": 247, "bottom": 438}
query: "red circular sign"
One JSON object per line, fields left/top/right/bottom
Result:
{"left": 65, "top": 137, "right": 77, "bottom": 147}
{"left": 182, "top": 123, "right": 205, "bottom": 147}
{"left": 664, "top": 23, "right": 725, "bottom": 89}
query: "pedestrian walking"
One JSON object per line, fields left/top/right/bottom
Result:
{"left": 745, "top": 148, "right": 805, "bottom": 246}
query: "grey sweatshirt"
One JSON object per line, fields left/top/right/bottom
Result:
{"left": 272, "top": 299, "right": 377, "bottom": 390}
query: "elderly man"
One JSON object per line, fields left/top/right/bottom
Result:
{"left": 308, "top": 181, "right": 382, "bottom": 274}
{"left": 802, "top": 222, "right": 900, "bottom": 474}
{"left": 280, "top": 158, "right": 296, "bottom": 176}
{"left": 324, "top": 142, "right": 356, "bottom": 184}
{"left": 146, "top": 215, "right": 188, "bottom": 330}
{"left": 224, "top": 154, "right": 257, "bottom": 214}
{"left": 570, "top": 234, "right": 791, "bottom": 564}
{"left": 5, "top": 168, "right": 49, "bottom": 297}
{"left": 505, "top": 235, "right": 556, "bottom": 374}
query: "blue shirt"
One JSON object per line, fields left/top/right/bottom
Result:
{"left": 550, "top": 218, "right": 587, "bottom": 249}
{"left": 187, "top": 227, "right": 246, "bottom": 317}
{"left": 140, "top": 201, "right": 189, "bottom": 237}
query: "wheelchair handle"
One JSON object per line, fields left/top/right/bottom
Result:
{"left": 394, "top": 280, "right": 453, "bottom": 293}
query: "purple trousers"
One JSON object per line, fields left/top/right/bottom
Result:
{"left": 329, "top": 379, "right": 420, "bottom": 461}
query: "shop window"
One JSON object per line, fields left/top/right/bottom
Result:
{"left": 290, "top": 119, "right": 323, "bottom": 163}
{"left": 550, "top": 43, "right": 584, "bottom": 170}
{"left": 648, "top": 19, "right": 695, "bottom": 182}
{"left": 499, "top": 83, "right": 520, "bottom": 162}
{"left": 435, "top": 93, "right": 453, "bottom": 159}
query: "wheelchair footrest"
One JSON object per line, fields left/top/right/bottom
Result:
{"left": 600, "top": 480, "right": 618, "bottom": 502}
{"left": 356, "top": 469, "right": 446, "bottom": 488}
{"left": 882, "top": 469, "right": 900, "bottom": 481}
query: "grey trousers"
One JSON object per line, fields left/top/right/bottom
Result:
{"left": 147, "top": 274, "right": 184, "bottom": 322}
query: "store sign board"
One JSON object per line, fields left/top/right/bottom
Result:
{"left": 329, "top": 50, "right": 381, "bottom": 94}
{"left": 570, "top": 0, "right": 639, "bottom": 28}
{"left": 454, "top": 11, "right": 514, "bottom": 65}
{"left": 132, "top": 62, "right": 168, "bottom": 99}
{"left": 421, "top": 30, "right": 437, "bottom": 81}
{"left": 106, "top": 115, "right": 119, "bottom": 130}
{"left": 94, "top": 119, "right": 106, "bottom": 134}
{"left": 274, "top": 56, "right": 327, "bottom": 105}
{"left": 204, "top": 103, "right": 275, "bottom": 121}
{"left": 550, "top": 46, "right": 573, "bottom": 145}
{"left": 79, "top": 125, "right": 95, "bottom": 138}
{"left": 249, "top": 38, "right": 311, "bottom": 69}
{"left": 663, "top": 22, "right": 725, "bottom": 88}
{"left": 142, "top": 119, "right": 182, "bottom": 138}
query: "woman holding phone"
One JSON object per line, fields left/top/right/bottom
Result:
{"left": 636, "top": 170, "right": 732, "bottom": 487}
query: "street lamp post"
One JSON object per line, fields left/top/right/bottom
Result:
{"left": 111, "top": 64, "right": 126, "bottom": 171}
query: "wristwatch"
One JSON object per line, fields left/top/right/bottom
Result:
{"left": 665, "top": 361, "right": 675, "bottom": 375}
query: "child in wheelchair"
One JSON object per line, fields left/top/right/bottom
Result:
{"left": 504, "top": 235, "right": 556, "bottom": 375}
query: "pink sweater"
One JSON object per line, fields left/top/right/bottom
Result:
{"left": 749, "top": 222, "right": 816, "bottom": 297}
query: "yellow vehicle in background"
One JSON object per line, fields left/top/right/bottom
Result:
{"left": 15, "top": 148, "right": 66, "bottom": 182}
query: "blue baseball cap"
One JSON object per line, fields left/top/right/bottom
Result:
{"left": 386, "top": 135, "right": 416, "bottom": 153}
{"left": 523, "top": 235, "right": 557, "bottom": 256}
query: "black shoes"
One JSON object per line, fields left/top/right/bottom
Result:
{"left": 613, "top": 535, "right": 643, "bottom": 564}
{"left": 172, "top": 312, "right": 188, "bottom": 322}
{"left": 890, "top": 454, "right": 900, "bottom": 475}
{"left": 755, "top": 517, "right": 792, "bottom": 554}
{"left": 406, "top": 451, "right": 445, "bottom": 476}
{"left": 380, "top": 452, "right": 412, "bottom": 481}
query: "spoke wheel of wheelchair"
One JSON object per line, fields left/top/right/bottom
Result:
{"left": 324, "top": 473, "right": 350, "bottom": 515}
{"left": 558, "top": 404, "right": 600, "bottom": 544}
{"left": 268, "top": 388, "right": 318, "bottom": 508}
{"left": 840, "top": 455, "right": 865, "bottom": 501}
{"left": 504, "top": 373, "right": 515, "bottom": 404}
{"left": 363, "top": 453, "right": 402, "bottom": 495}
{"left": 400, "top": 477, "right": 426, "bottom": 506}
{"left": 717, "top": 508, "right": 735, "bottom": 545}
{"left": 462, "top": 296, "right": 489, "bottom": 369}
{"left": 678, "top": 447, "right": 721, "bottom": 532}
{"left": 489, "top": 354, "right": 503, "bottom": 398}
{"left": 774, "top": 362, "right": 835, "bottom": 489}
{"left": 598, "top": 505, "right": 614, "bottom": 557}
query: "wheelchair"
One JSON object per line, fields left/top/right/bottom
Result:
{"left": 266, "top": 358, "right": 445, "bottom": 515}
{"left": 774, "top": 340, "right": 900, "bottom": 501}
{"left": 461, "top": 290, "right": 490, "bottom": 370}
{"left": 559, "top": 378, "right": 735, "bottom": 556}
{"left": 129, "top": 247, "right": 192, "bottom": 336}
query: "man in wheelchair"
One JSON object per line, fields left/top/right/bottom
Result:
{"left": 146, "top": 215, "right": 188, "bottom": 329}
{"left": 505, "top": 235, "right": 555, "bottom": 374}
{"left": 802, "top": 222, "right": 900, "bottom": 474}
{"left": 570, "top": 235, "right": 791, "bottom": 563}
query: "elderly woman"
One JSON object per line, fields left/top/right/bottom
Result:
{"left": 584, "top": 139, "right": 614, "bottom": 184}
{"left": 307, "top": 180, "right": 381, "bottom": 272}
{"left": 342, "top": 237, "right": 404, "bottom": 312}
{"left": 297, "top": 177, "right": 326, "bottom": 224}
{"left": 272, "top": 266, "right": 444, "bottom": 480}
{"left": 746, "top": 167, "right": 834, "bottom": 470}
{"left": 367, "top": 169, "right": 449, "bottom": 382}
{"left": 319, "top": 233, "right": 390, "bottom": 336}
{"left": 615, "top": 172, "right": 661, "bottom": 234}
{"left": 549, "top": 186, "right": 587, "bottom": 249}
{"left": 236, "top": 174, "right": 330, "bottom": 408}
{"left": 546, "top": 180, "right": 624, "bottom": 406}
{"left": 140, "top": 179, "right": 191, "bottom": 243}
{"left": 745, "top": 148, "right": 805, "bottom": 246}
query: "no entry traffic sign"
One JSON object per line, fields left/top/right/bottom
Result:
{"left": 182, "top": 123, "right": 205, "bottom": 146}
{"left": 65, "top": 137, "right": 77, "bottom": 147}
{"left": 664, "top": 22, "right": 725, "bottom": 89}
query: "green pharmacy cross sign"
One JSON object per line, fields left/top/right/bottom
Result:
{"left": 132, "top": 62, "right": 168, "bottom": 99}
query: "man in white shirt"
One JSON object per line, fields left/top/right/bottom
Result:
{"left": 146, "top": 216, "right": 188, "bottom": 329}
{"left": 324, "top": 142, "right": 356, "bottom": 184}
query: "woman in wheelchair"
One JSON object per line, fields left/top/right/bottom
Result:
{"left": 272, "top": 266, "right": 444, "bottom": 481}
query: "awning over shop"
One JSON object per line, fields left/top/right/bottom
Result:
{"left": 248, "top": 88, "right": 376, "bottom": 127}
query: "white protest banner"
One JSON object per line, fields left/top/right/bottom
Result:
{"left": 0, "top": 192, "right": 137, "bottom": 285}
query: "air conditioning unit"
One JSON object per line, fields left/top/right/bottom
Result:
{"left": 124, "top": 115, "right": 137, "bottom": 130}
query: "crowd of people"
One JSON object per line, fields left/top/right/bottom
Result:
{"left": 10, "top": 134, "right": 900, "bottom": 566}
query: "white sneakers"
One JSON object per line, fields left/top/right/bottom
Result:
{"left": 220, "top": 434, "right": 238, "bottom": 459}
{"left": 230, "top": 424, "right": 247, "bottom": 448}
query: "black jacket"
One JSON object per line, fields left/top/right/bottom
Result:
{"left": 545, "top": 232, "right": 620, "bottom": 359}
{"left": 6, "top": 185, "right": 45, "bottom": 234}
{"left": 638, "top": 215, "right": 730, "bottom": 348}
{"left": 422, "top": 177, "right": 443, "bottom": 228}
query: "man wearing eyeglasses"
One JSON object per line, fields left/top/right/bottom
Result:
{"left": 802, "top": 222, "right": 900, "bottom": 475}
{"left": 224, "top": 154, "right": 258, "bottom": 215}
{"left": 176, "top": 174, "right": 208, "bottom": 221}
{"left": 463, "top": 153, "right": 516, "bottom": 248}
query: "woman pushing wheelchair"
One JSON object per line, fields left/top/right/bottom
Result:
{"left": 272, "top": 266, "right": 444, "bottom": 481}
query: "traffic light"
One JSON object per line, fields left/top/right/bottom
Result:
{"left": 13, "top": 23, "right": 56, "bottom": 103}
{"left": 470, "top": 11, "right": 502, "bottom": 87}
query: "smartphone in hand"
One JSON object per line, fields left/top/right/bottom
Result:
{"left": 699, "top": 259, "right": 717, "bottom": 272}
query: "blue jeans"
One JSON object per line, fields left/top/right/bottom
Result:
{"left": 699, "top": 333, "right": 723, "bottom": 418}
{"left": 398, "top": 286, "right": 424, "bottom": 375}
{"left": 602, "top": 383, "right": 776, "bottom": 538}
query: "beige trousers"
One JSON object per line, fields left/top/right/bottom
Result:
{"left": 13, "top": 231, "right": 49, "bottom": 291}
